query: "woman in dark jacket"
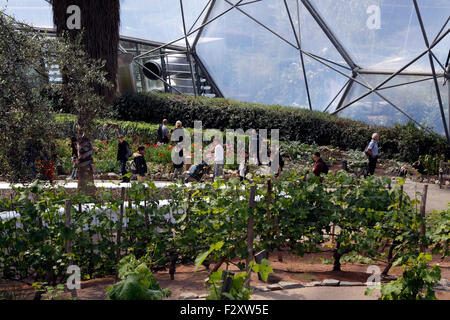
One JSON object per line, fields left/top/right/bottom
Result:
{"left": 133, "top": 146, "right": 147, "bottom": 182}
{"left": 117, "top": 135, "right": 131, "bottom": 182}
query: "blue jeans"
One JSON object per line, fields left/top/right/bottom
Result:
{"left": 120, "top": 160, "right": 128, "bottom": 180}
{"left": 214, "top": 163, "right": 224, "bottom": 179}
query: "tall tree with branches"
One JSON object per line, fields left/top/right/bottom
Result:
{"left": 51, "top": 0, "right": 120, "bottom": 192}
{"left": 0, "top": 12, "right": 111, "bottom": 188}
{"left": 51, "top": 0, "right": 120, "bottom": 104}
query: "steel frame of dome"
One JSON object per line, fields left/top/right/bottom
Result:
{"left": 31, "top": 0, "right": 450, "bottom": 141}
{"left": 124, "top": 0, "right": 449, "bottom": 142}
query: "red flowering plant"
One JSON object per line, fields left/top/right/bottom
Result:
{"left": 35, "top": 160, "right": 55, "bottom": 182}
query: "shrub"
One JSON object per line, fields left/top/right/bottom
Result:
{"left": 113, "top": 93, "right": 450, "bottom": 163}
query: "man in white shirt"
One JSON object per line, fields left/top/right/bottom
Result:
{"left": 213, "top": 137, "right": 224, "bottom": 180}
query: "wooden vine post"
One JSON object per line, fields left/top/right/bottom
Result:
{"left": 266, "top": 179, "right": 272, "bottom": 258}
{"left": 419, "top": 184, "right": 428, "bottom": 253}
{"left": 64, "top": 199, "right": 77, "bottom": 298}
{"left": 144, "top": 186, "right": 149, "bottom": 230}
{"left": 115, "top": 187, "right": 126, "bottom": 280}
{"left": 245, "top": 185, "right": 256, "bottom": 288}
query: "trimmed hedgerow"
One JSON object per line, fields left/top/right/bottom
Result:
{"left": 113, "top": 93, "right": 449, "bottom": 163}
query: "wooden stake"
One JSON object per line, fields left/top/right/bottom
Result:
{"left": 115, "top": 187, "right": 125, "bottom": 280}
{"left": 266, "top": 180, "right": 272, "bottom": 258}
{"left": 245, "top": 185, "right": 256, "bottom": 288}
{"left": 420, "top": 184, "right": 428, "bottom": 252}
{"left": 64, "top": 199, "right": 77, "bottom": 298}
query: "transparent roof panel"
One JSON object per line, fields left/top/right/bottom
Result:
{"left": 1, "top": 0, "right": 53, "bottom": 27}
{"left": 120, "top": 0, "right": 183, "bottom": 45}
{"left": 294, "top": 0, "right": 348, "bottom": 66}
{"left": 339, "top": 88, "right": 408, "bottom": 128}
{"left": 196, "top": 0, "right": 309, "bottom": 108}
{"left": 303, "top": 55, "right": 351, "bottom": 111}
{"left": 311, "top": 0, "right": 449, "bottom": 71}
{"left": 224, "top": 0, "right": 299, "bottom": 48}
{"left": 120, "top": 0, "right": 212, "bottom": 45}
{"left": 339, "top": 74, "right": 448, "bottom": 136}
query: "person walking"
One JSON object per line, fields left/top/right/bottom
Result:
{"left": 117, "top": 135, "right": 131, "bottom": 182}
{"left": 238, "top": 149, "right": 248, "bottom": 182}
{"left": 171, "top": 121, "right": 185, "bottom": 180}
{"left": 213, "top": 137, "right": 224, "bottom": 180}
{"left": 249, "top": 129, "right": 261, "bottom": 166}
{"left": 365, "top": 133, "right": 379, "bottom": 176}
{"left": 269, "top": 148, "right": 284, "bottom": 179}
{"left": 133, "top": 146, "right": 148, "bottom": 182}
{"left": 157, "top": 119, "right": 170, "bottom": 144}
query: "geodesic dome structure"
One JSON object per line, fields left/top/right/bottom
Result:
{"left": 3, "top": 0, "right": 450, "bottom": 140}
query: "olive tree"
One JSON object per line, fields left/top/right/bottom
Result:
{"left": 0, "top": 12, "right": 113, "bottom": 189}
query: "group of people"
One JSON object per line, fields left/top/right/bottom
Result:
{"left": 111, "top": 120, "right": 381, "bottom": 183}
{"left": 311, "top": 132, "right": 380, "bottom": 178}
{"left": 116, "top": 117, "right": 381, "bottom": 183}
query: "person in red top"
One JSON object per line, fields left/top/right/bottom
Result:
{"left": 313, "top": 152, "right": 328, "bottom": 177}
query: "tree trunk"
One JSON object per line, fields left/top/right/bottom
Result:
{"left": 77, "top": 134, "right": 96, "bottom": 195}
{"left": 52, "top": 1, "right": 120, "bottom": 193}
{"left": 52, "top": 0, "right": 120, "bottom": 104}
{"left": 333, "top": 241, "right": 342, "bottom": 271}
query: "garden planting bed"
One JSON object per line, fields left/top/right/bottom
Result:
{"left": 1, "top": 171, "right": 448, "bottom": 300}
{"left": 1, "top": 249, "right": 449, "bottom": 300}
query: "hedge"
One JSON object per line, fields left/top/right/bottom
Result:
{"left": 113, "top": 93, "right": 450, "bottom": 163}
{"left": 55, "top": 114, "right": 160, "bottom": 143}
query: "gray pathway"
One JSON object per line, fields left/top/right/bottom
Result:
{"left": 251, "top": 287, "right": 380, "bottom": 300}
{"left": 402, "top": 181, "right": 450, "bottom": 213}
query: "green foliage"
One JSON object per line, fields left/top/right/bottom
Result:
{"left": 32, "top": 282, "right": 68, "bottom": 300}
{"left": 378, "top": 253, "right": 441, "bottom": 300}
{"left": 0, "top": 173, "right": 448, "bottom": 299}
{"left": 107, "top": 254, "right": 170, "bottom": 300}
{"left": 0, "top": 13, "right": 113, "bottom": 183}
{"left": 413, "top": 154, "right": 444, "bottom": 175}
{"left": 250, "top": 259, "right": 274, "bottom": 283}
{"left": 204, "top": 260, "right": 273, "bottom": 300}
{"left": 114, "top": 93, "right": 450, "bottom": 163}
{"left": 427, "top": 207, "right": 450, "bottom": 258}
{"left": 54, "top": 136, "right": 173, "bottom": 174}
{"left": 205, "top": 271, "right": 252, "bottom": 300}
{"left": 194, "top": 241, "right": 224, "bottom": 271}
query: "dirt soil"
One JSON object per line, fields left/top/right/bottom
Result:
{"left": 2, "top": 248, "right": 449, "bottom": 300}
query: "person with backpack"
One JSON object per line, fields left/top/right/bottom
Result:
{"left": 157, "top": 119, "right": 170, "bottom": 145}
{"left": 117, "top": 135, "right": 131, "bottom": 182}
{"left": 313, "top": 152, "right": 329, "bottom": 177}
{"left": 132, "top": 146, "right": 147, "bottom": 182}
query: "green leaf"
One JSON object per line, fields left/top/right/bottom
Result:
{"left": 194, "top": 250, "right": 212, "bottom": 272}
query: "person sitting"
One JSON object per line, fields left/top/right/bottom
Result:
{"left": 133, "top": 146, "right": 147, "bottom": 182}
{"left": 313, "top": 152, "right": 328, "bottom": 177}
